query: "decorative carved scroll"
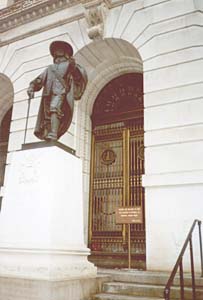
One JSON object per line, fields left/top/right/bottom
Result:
{"left": 83, "top": 0, "right": 110, "bottom": 40}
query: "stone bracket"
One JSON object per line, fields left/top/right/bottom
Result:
{"left": 82, "top": 0, "right": 111, "bottom": 40}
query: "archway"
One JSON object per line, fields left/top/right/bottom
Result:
{"left": 0, "top": 108, "right": 12, "bottom": 187}
{"left": 0, "top": 73, "right": 13, "bottom": 125}
{"left": 74, "top": 39, "right": 144, "bottom": 265}
{"left": 0, "top": 73, "right": 14, "bottom": 208}
{"left": 88, "top": 73, "right": 145, "bottom": 268}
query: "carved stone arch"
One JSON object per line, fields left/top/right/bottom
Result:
{"left": 0, "top": 73, "right": 14, "bottom": 124}
{"left": 76, "top": 56, "right": 143, "bottom": 161}
{"left": 0, "top": 73, "right": 14, "bottom": 190}
{"left": 85, "top": 56, "right": 142, "bottom": 116}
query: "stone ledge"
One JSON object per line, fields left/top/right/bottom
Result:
{"left": 142, "top": 170, "right": 203, "bottom": 187}
{"left": 0, "top": 274, "right": 109, "bottom": 300}
{"left": 21, "top": 141, "right": 76, "bottom": 156}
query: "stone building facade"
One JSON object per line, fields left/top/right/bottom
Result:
{"left": 0, "top": 0, "right": 203, "bottom": 274}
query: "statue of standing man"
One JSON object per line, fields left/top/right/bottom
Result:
{"left": 27, "top": 41, "right": 87, "bottom": 141}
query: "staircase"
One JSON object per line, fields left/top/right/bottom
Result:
{"left": 91, "top": 268, "right": 203, "bottom": 300}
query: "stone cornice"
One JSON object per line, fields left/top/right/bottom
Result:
{"left": 0, "top": 0, "right": 82, "bottom": 33}
{"left": 81, "top": 0, "right": 111, "bottom": 9}
{"left": 0, "top": 12, "right": 84, "bottom": 47}
{"left": 0, "top": 0, "right": 135, "bottom": 45}
{"left": 0, "top": 0, "right": 136, "bottom": 34}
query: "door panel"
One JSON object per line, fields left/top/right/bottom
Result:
{"left": 89, "top": 121, "right": 145, "bottom": 268}
{"left": 90, "top": 123, "right": 123, "bottom": 255}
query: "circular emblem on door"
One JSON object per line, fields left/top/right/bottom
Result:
{"left": 101, "top": 149, "right": 116, "bottom": 165}
{"left": 137, "top": 145, "right": 144, "bottom": 160}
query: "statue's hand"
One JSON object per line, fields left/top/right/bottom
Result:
{"left": 27, "top": 87, "right": 34, "bottom": 99}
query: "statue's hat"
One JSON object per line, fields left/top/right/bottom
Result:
{"left": 50, "top": 40, "right": 73, "bottom": 57}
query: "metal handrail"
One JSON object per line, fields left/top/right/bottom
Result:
{"left": 164, "top": 219, "right": 203, "bottom": 300}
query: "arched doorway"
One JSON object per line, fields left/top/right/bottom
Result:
{"left": 0, "top": 108, "right": 12, "bottom": 187}
{"left": 88, "top": 73, "right": 145, "bottom": 269}
{"left": 0, "top": 73, "right": 14, "bottom": 209}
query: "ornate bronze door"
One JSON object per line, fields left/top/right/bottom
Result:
{"left": 88, "top": 73, "right": 145, "bottom": 268}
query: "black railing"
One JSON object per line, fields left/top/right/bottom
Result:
{"left": 164, "top": 219, "right": 203, "bottom": 300}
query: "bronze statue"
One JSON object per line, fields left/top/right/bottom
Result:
{"left": 27, "top": 41, "right": 87, "bottom": 141}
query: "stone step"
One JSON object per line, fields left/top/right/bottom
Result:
{"left": 92, "top": 294, "right": 161, "bottom": 300}
{"left": 98, "top": 268, "right": 203, "bottom": 287}
{"left": 102, "top": 281, "right": 203, "bottom": 300}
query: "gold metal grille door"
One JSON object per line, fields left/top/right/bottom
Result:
{"left": 89, "top": 122, "right": 145, "bottom": 269}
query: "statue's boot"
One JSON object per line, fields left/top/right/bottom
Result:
{"left": 46, "top": 113, "right": 60, "bottom": 141}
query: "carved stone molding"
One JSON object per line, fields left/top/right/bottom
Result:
{"left": 83, "top": 0, "right": 110, "bottom": 40}
{"left": 0, "top": 74, "right": 14, "bottom": 124}
{"left": 83, "top": 56, "right": 143, "bottom": 115}
{"left": 0, "top": 0, "right": 81, "bottom": 33}
{"left": 0, "top": 0, "right": 135, "bottom": 35}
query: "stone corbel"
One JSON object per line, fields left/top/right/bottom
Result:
{"left": 83, "top": 0, "right": 111, "bottom": 41}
